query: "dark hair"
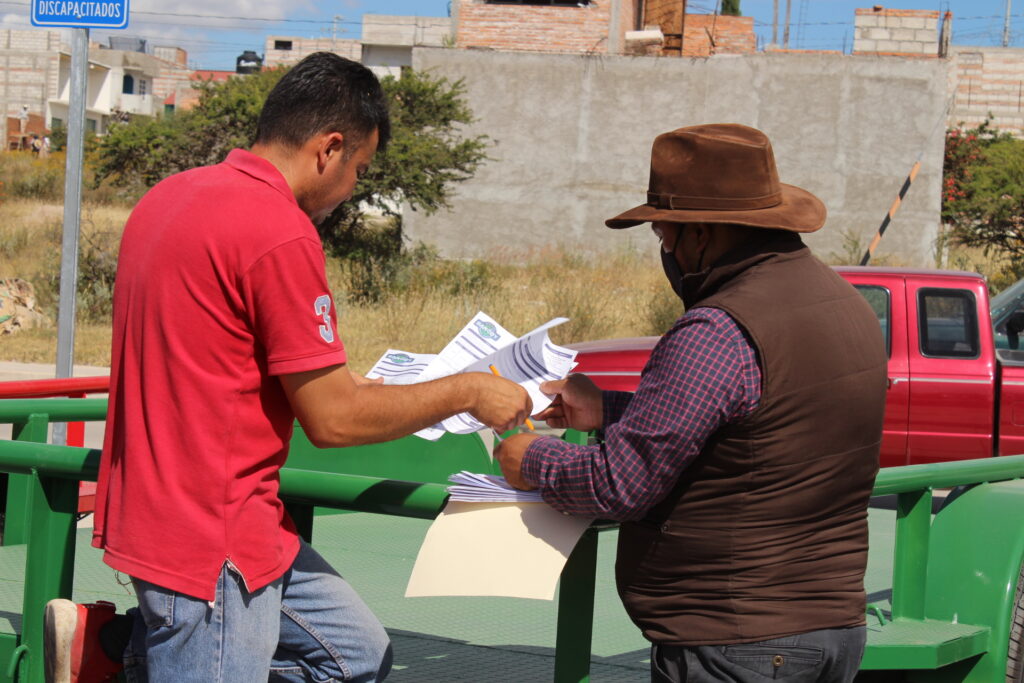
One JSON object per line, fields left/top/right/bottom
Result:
{"left": 255, "top": 52, "right": 391, "bottom": 155}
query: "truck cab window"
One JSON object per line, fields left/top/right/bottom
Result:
{"left": 855, "top": 285, "right": 891, "bottom": 356}
{"left": 919, "top": 288, "right": 979, "bottom": 359}
{"left": 991, "top": 277, "right": 1024, "bottom": 349}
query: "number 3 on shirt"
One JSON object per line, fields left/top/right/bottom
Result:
{"left": 314, "top": 295, "right": 334, "bottom": 343}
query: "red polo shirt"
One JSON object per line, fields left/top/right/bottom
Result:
{"left": 93, "top": 149, "right": 347, "bottom": 600}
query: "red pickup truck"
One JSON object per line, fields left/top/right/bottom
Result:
{"left": 569, "top": 267, "right": 1024, "bottom": 468}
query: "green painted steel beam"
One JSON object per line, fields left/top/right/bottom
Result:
{"left": 0, "top": 441, "right": 98, "bottom": 481}
{"left": 892, "top": 489, "right": 931, "bottom": 620}
{"left": 19, "top": 474, "right": 77, "bottom": 683}
{"left": 554, "top": 528, "right": 598, "bottom": 683}
{"left": 4, "top": 416, "right": 50, "bottom": 547}
{"left": 0, "top": 633, "right": 18, "bottom": 683}
{"left": 0, "top": 442, "right": 453, "bottom": 520}
{"left": 0, "top": 399, "right": 107, "bottom": 423}
{"left": 873, "top": 454, "right": 1024, "bottom": 495}
{"left": 279, "top": 469, "right": 449, "bottom": 520}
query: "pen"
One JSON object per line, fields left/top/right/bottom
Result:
{"left": 488, "top": 364, "right": 535, "bottom": 431}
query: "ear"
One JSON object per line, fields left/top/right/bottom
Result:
{"left": 316, "top": 132, "right": 346, "bottom": 172}
{"left": 693, "top": 223, "right": 714, "bottom": 251}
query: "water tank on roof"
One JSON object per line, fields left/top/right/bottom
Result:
{"left": 236, "top": 51, "right": 263, "bottom": 75}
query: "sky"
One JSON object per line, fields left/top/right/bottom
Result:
{"left": 2, "top": 0, "right": 1023, "bottom": 70}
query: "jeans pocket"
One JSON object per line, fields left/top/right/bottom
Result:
{"left": 720, "top": 644, "right": 824, "bottom": 680}
{"left": 132, "top": 578, "right": 175, "bottom": 629}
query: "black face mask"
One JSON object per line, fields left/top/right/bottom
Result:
{"left": 661, "top": 228, "right": 709, "bottom": 309}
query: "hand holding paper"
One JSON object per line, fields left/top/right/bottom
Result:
{"left": 534, "top": 374, "right": 604, "bottom": 432}
{"left": 365, "top": 312, "right": 578, "bottom": 440}
{"left": 493, "top": 433, "right": 541, "bottom": 491}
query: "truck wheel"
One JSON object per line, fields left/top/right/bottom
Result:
{"left": 1008, "top": 560, "right": 1024, "bottom": 683}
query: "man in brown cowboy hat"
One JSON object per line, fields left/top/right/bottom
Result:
{"left": 495, "top": 123, "right": 887, "bottom": 682}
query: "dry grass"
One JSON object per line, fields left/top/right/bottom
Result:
{"left": 2, "top": 204, "right": 679, "bottom": 371}
{"left": 6, "top": 197, "right": 1013, "bottom": 374}
{"left": 335, "top": 245, "right": 674, "bottom": 374}
{"left": 1, "top": 199, "right": 130, "bottom": 366}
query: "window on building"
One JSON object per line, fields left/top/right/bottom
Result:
{"left": 139, "top": 79, "right": 147, "bottom": 96}
{"left": 85, "top": 118, "right": 97, "bottom": 134}
{"left": 855, "top": 285, "right": 891, "bottom": 356}
{"left": 122, "top": 74, "right": 134, "bottom": 94}
{"left": 487, "top": 0, "right": 591, "bottom": 5}
{"left": 918, "top": 288, "right": 980, "bottom": 358}
{"left": 275, "top": 40, "right": 293, "bottom": 50}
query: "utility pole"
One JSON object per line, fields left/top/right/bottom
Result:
{"left": 772, "top": 0, "right": 778, "bottom": 45}
{"left": 680, "top": 0, "right": 687, "bottom": 55}
{"left": 1004, "top": 0, "right": 1012, "bottom": 47}
{"left": 332, "top": 14, "right": 343, "bottom": 50}
{"left": 783, "top": 0, "right": 791, "bottom": 48}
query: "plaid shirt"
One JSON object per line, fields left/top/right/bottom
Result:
{"left": 521, "top": 307, "right": 762, "bottom": 520}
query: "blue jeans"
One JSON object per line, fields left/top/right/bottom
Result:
{"left": 651, "top": 626, "right": 866, "bottom": 682}
{"left": 123, "top": 540, "right": 392, "bottom": 682}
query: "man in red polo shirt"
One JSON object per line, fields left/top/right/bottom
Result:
{"left": 44, "top": 53, "right": 530, "bottom": 683}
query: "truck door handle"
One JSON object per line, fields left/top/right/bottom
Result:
{"left": 888, "top": 377, "right": 905, "bottom": 388}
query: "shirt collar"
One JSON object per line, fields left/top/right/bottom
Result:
{"left": 224, "top": 149, "right": 300, "bottom": 209}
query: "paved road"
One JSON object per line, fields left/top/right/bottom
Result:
{"left": 0, "top": 361, "right": 108, "bottom": 448}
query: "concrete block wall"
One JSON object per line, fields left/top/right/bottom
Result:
{"left": 264, "top": 36, "right": 361, "bottom": 68}
{"left": 406, "top": 48, "right": 949, "bottom": 267}
{"left": 0, "top": 30, "right": 63, "bottom": 127}
{"left": 455, "top": 0, "right": 626, "bottom": 55}
{"left": 949, "top": 46, "right": 1024, "bottom": 137}
{"left": 853, "top": 7, "right": 939, "bottom": 57}
{"left": 362, "top": 15, "right": 452, "bottom": 47}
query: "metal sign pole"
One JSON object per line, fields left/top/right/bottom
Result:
{"left": 52, "top": 27, "right": 89, "bottom": 446}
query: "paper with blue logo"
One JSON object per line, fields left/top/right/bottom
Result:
{"left": 365, "top": 312, "right": 578, "bottom": 440}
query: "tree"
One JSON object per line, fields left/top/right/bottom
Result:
{"left": 943, "top": 122, "right": 1024, "bottom": 267}
{"left": 94, "top": 65, "right": 488, "bottom": 254}
{"left": 316, "top": 68, "right": 489, "bottom": 257}
{"left": 95, "top": 68, "right": 286, "bottom": 193}
{"left": 721, "top": 0, "right": 741, "bottom": 16}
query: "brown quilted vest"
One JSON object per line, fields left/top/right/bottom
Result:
{"left": 616, "top": 232, "right": 886, "bottom": 645}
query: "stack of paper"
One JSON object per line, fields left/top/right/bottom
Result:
{"left": 446, "top": 470, "right": 544, "bottom": 503}
{"left": 365, "top": 312, "right": 578, "bottom": 440}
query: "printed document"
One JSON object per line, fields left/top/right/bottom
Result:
{"left": 365, "top": 312, "right": 578, "bottom": 440}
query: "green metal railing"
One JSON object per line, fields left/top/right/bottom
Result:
{"left": 0, "top": 399, "right": 597, "bottom": 683}
{"left": 5, "top": 398, "right": 1024, "bottom": 681}
{"left": 875, "top": 454, "right": 1024, "bottom": 623}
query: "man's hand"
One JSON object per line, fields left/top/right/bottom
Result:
{"left": 495, "top": 433, "right": 542, "bottom": 490}
{"left": 466, "top": 373, "right": 533, "bottom": 434}
{"left": 535, "top": 374, "right": 603, "bottom": 432}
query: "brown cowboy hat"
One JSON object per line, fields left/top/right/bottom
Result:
{"left": 605, "top": 123, "right": 826, "bottom": 233}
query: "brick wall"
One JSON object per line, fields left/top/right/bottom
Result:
{"left": 456, "top": 0, "right": 617, "bottom": 55}
{"left": 949, "top": 46, "right": 1024, "bottom": 137}
{"left": 853, "top": 7, "right": 939, "bottom": 57}
{"left": 681, "top": 15, "right": 755, "bottom": 57}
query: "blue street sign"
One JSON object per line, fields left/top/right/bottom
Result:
{"left": 31, "top": 0, "right": 129, "bottom": 29}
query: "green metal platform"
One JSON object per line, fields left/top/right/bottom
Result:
{"left": 0, "top": 505, "right": 921, "bottom": 682}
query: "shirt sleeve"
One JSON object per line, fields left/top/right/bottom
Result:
{"left": 241, "top": 237, "right": 347, "bottom": 376}
{"left": 521, "top": 307, "right": 761, "bottom": 520}
{"left": 602, "top": 391, "right": 634, "bottom": 427}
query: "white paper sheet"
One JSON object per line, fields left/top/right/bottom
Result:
{"left": 363, "top": 312, "right": 578, "bottom": 441}
{"left": 405, "top": 500, "right": 594, "bottom": 600}
{"left": 447, "top": 470, "right": 544, "bottom": 503}
{"left": 364, "top": 350, "right": 437, "bottom": 385}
